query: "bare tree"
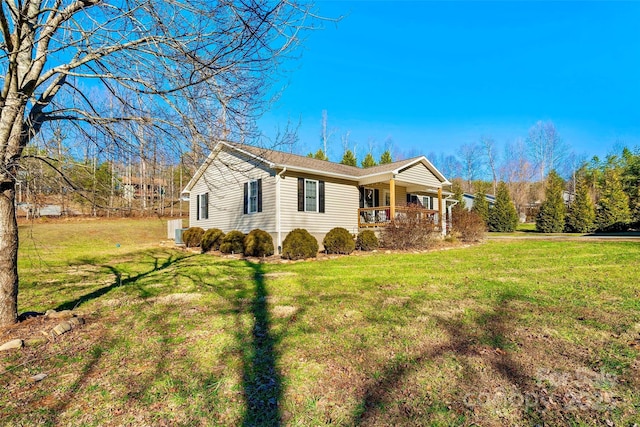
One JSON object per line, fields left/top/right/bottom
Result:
{"left": 459, "top": 143, "right": 484, "bottom": 193}
{"left": 499, "top": 137, "right": 534, "bottom": 219}
{"left": 0, "top": 0, "right": 319, "bottom": 326}
{"left": 481, "top": 136, "right": 498, "bottom": 194}
{"left": 527, "top": 120, "right": 568, "bottom": 181}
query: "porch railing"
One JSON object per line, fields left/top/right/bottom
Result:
{"left": 358, "top": 206, "right": 439, "bottom": 228}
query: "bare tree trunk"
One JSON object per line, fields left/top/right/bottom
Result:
{"left": 0, "top": 182, "right": 18, "bottom": 325}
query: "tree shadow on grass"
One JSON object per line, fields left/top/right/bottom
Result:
{"left": 237, "top": 261, "right": 282, "bottom": 426}
{"left": 54, "top": 251, "right": 189, "bottom": 311}
{"left": 174, "top": 258, "right": 285, "bottom": 425}
{"left": 354, "top": 291, "right": 530, "bottom": 425}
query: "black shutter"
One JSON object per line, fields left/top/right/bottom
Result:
{"left": 203, "top": 193, "right": 209, "bottom": 219}
{"left": 257, "top": 179, "right": 263, "bottom": 212}
{"left": 196, "top": 194, "right": 201, "bottom": 220}
{"left": 319, "top": 181, "right": 325, "bottom": 213}
{"left": 359, "top": 186, "right": 364, "bottom": 209}
{"left": 374, "top": 189, "right": 379, "bottom": 207}
{"left": 298, "top": 178, "right": 304, "bottom": 211}
{"left": 243, "top": 183, "right": 248, "bottom": 214}
{"left": 406, "top": 193, "right": 411, "bottom": 205}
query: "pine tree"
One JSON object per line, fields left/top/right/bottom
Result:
{"left": 379, "top": 150, "right": 393, "bottom": 165}
{"left": 488, "top": 182, "right": 518, "bottom": 232}
{"left": 565, "top": 172, "right": 596, "bottom": 233}
{"left": 536, "top": 170, "right": 566, "bottom": 233}
{"left": 471, "top": 189, "right": 489, "bottom": 225}
{"left": 361, "top": 153, "right": 377, "bottom": 168}
{"left": 596, "top": 167, "right": 631, "bottom": 230}
{"left": 310, "top": 149, "right": 328, "bottom": 161}
{"left": 340, "top": 149, "right": 357, "bottom": 166}
{"left": 452, "top": 181, "right": 466, "bottom": 210}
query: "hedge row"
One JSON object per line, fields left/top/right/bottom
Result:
{"left": 180, "top": 227, "right": 380, "bottom": 260}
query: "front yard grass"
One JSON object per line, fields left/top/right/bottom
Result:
{"left": 1, "top": 218, "right": 639, "bottom": 426}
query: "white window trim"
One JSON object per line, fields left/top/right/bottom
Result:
{"left": 383, "top": 190, "right": 391, "bottom": 207}
{"left": 305, "top": 179, "right": 318, "bottom": 212}
{"left": 248, "top": 180, "right": 259, "bottom": 214}
{"left": 198, "top": 193, "right": 208, "bottom": 220}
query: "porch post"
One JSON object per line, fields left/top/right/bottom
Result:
{"left": 438, "top": 187, "right": 445, "bottom": 235}
{"left": 389, "top": 177, "right": 396, "bottom": 221}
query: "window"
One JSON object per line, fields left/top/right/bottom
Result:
{"left": 243, "top": 179, "right": 262, "bottom": 214}
{"left": 249, "top": 180, "right": 259, "bottom": 213}
{"left": 305, "top": 179, "right": 318, "bottom": 212}
{"left": 298, "top": 177, "right": 325, "bottom": 213}
{"left": 197, "top": 193, "right": 208, "bottom": 220}
{"left": 422, "top": 196, "right": 433, "bottom": 210}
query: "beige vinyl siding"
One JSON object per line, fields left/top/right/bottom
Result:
{"left": 189, "top": 150, "right": 276, "bottom": 233}
{"left": 397, "top": 163, "right": 441, "bottom": 188}
{"left": 279, "top": 171, "right": 359, "bottom": 235}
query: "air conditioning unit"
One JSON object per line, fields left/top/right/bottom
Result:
{"left": 175, "top": 228, "right": 187, "bottom": 245}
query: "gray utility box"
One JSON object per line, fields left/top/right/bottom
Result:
{"left": 175, "top": 228, "right": 187, "bottom": 245}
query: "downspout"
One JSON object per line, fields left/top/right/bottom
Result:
{"left": 275, "top": 167, "right": 287, "bottom": 253}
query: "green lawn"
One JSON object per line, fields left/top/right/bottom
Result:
{"left": 1, "top": 218, "right": 639, "bottom": 426}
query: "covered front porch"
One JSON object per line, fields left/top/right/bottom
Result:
{"left": 358, "top": 205, "right": 440, "bottom": 229}
{"left": 356, "top": 176, "right": 446, "bottom": 232}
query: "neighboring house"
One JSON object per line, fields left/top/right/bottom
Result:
{"left": 462, "top": 193, "right": 496, "bottom": 210}
{"left": 182, "top": 141, "right": 454, "bottom": 251}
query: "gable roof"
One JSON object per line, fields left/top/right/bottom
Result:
{"left": 183, "top": 140, "right": 450, "bottom": 193}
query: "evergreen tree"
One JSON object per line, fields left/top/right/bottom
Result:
{"left": 565, "top": 172, "right": 596, "bottom": 233}
{"left": 361, "top": 153, "right": 377, "bottom": 168}
{"left": 596, "top": 167, "right": 631, "bottom": 230}
{"left": 307, "top": 149, "right": 328, "bottom": 161}
{"left": 471, "top": 189, "right": 489, "bottom": 225}
{"left": 621, "top": 147, "right": 640, "bottom": 221}
{"left": 379, "top": 150, "right": 393, "bottom": 164}
{"left": 536, "top": 170, "right": 566, "bottom": 233}
{"left": 340, "top": 149, "right": 357, "bottom": 166}
{"left": 488, "top": 182, "right": 518, "bottom": 232}
{"left": 452, "top": 181, "right": 466, "bottom": 210}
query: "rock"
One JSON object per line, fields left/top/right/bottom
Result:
{"left": 30, "top": 373, "right": 47, "bottom": 382}
{"left": 25, "top": 337, "right": 48, "bottom": 347}
{"left": 68, "top": 317, "right": 85, "bottom": 327}
{"left": 46, "top": 309, "right": 74, "bottom": 319}
{"left": 0, "top": 338, "right": 24, "bottom": 351}
{"left": 52, "top": 321, "right": 73, "bottom": 336}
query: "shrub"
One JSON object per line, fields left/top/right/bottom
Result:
{"left": 451, "top": 206, "right": 485, "bottom": 242}
{"left": 356, "top": 230, "right": 379, "bottom": 251}
{"left": 219, "top": 230, "right": 245, "bottom": 254}
{"left": 323, "top": 227, "right": 355, "bottom": 254}
{"left": 182, "top": 227, "right": 205, "bottom": 248}
{"left": 201, "top": 228, "right": 225, "bottom": 253}
{"left": 380, "top": 204, "right": 439, "bottom": 250}
{"left": 244, "top": 229, "right": 274, "bottom": 257}
{"left": 282, "top": 228, "right": 318, "bottom": 260}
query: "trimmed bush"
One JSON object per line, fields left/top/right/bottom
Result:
{"left": 323, "top": 227, "right": 355, "bottom": 254}
{"left": 219, "top": 230, "right": 245, "bottom": 254}
{"left": 201, "top": 228, "right": 225, "bottom": 253}
{"left": 451, "top": 206, "right": 485, "bottom": 242}
{"left": 282, "top": 228, "right": 318, "bottom": 260}
{"left": 182, "top": 227, "right": 205, "bottom": 248}
{"left": 244, "top": 229, "right": 274, "bottom": 257}
{"left": 356, "top": 230, "right": 379, "bottom": 251}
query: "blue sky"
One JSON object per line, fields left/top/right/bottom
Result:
{"left": 259, "top": 1, "right": 640, "bottom": 165}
